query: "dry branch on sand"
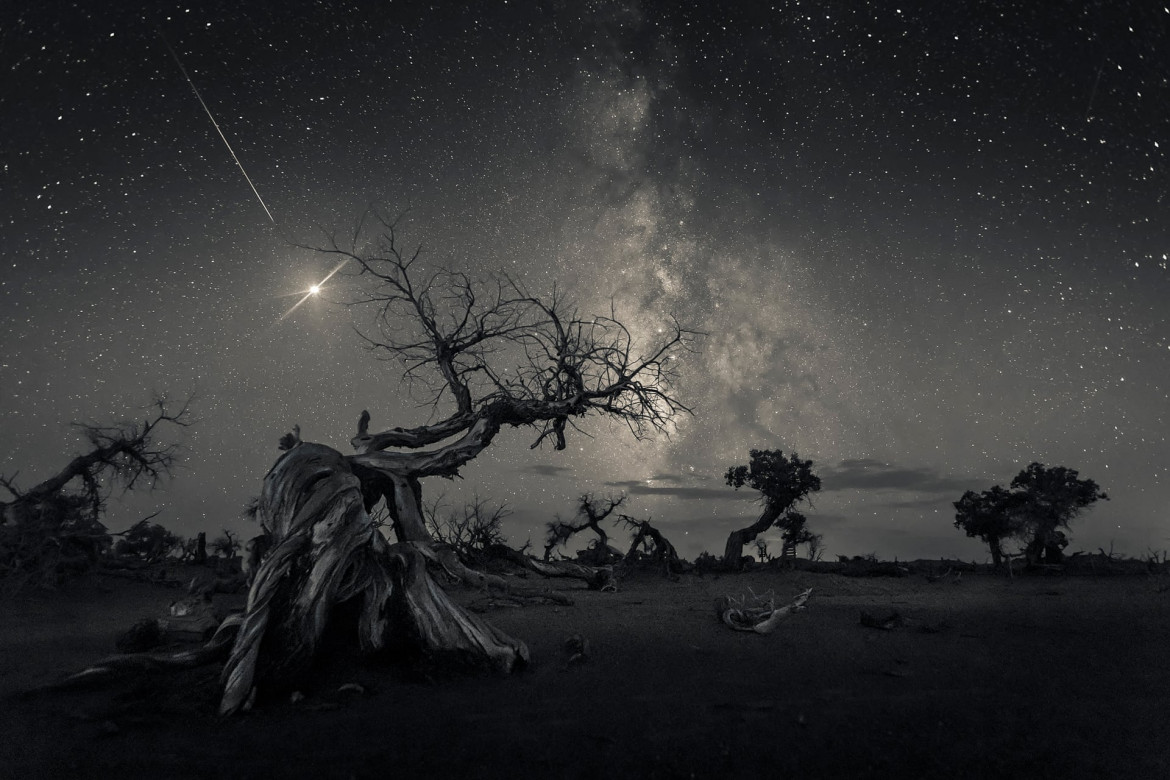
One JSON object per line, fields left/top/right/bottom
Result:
{"left": 714, "top": 587, "right": 813, "bottom": 634}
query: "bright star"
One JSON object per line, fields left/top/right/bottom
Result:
{"left": 279, "top": 257, "right": 349, "bottom": 320}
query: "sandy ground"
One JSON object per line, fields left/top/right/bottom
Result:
{"left": 2, "top": 565, "right": 1168, "bottom": 779}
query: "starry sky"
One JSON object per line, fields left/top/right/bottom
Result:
{"left": 3, "top": 1, "right": 1168, "bottom": 562}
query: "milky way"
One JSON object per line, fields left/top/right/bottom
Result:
{"left": 2, "top": 1, "right": 1167, "bottom": 560}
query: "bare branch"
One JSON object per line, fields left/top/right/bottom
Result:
{"left": 302, "top": 212, "right": 699, "bottom": 463}
{"left": 0, "top": 473, "right": 22, "bottom": 499}
{"left": 543, "top": 493, "right": 627, "bottom": 561}
{"left": 1, "top": 393, "right": 195, "bottom": 591}
{"left": 8, "top": 393, "right": 196, "bottom": 515}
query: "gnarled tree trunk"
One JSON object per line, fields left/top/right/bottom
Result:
{"left": 722, "top": 504, "right": 781, "bottom": 566}
{"left": 219, "top": 442, "right": 527, "bottom": 715}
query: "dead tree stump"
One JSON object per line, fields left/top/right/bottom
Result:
{"left": 218, "top": 442, "right": 528, "bottom": 715}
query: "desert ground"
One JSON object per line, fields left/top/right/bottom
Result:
{"left": 2, "top": 564, "right": 1168, "bottom": 779}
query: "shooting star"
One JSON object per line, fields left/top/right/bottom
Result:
{"left": 159, "top": 33, "right": 275, "bottom": 223}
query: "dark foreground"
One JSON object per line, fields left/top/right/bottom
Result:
{"left": 2, "top": 566, "right": 1168, "bottom": 779}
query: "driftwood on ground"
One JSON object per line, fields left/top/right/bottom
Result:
{"left": 714, "top": 587, "right": 813, "bottom": 635}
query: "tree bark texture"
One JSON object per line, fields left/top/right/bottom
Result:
{"left": 218, "top": 443, "right": 528, "bottom": 716}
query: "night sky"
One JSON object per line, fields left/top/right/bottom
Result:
{"left": 3, "top": 1, "right": 1167, "bottom": 562}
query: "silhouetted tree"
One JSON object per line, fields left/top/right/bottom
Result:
{"left": 210, "top": 529, "right": 241, "bottom": 558}
{"left": 113, "top": 517, "right": 183, "bottom": 563}
{"left": 0, "top": 395, "right": 193, "bottom": 590}
{"left": 953, "top": 463, "right": 1107, "bottom": 567}
{"left": 618, "top": 514, "right": 686, "bottom": 578}
{"left": 544, "top": 493, "right": 626, "bottom": 563}
{"left": 1011, "top": 463, "right": 1108, "bottom": 565}
{"left": 776, "top": 510, "right": 820, "bottom": 559}
{"left": 426, "top": 494, "right": 510, "bottom": 563}
{"left": 953, "top": 485, "right": 1022, "bottom": 569}
{"left": 723, "top": 449, "right": 821, "bottom": 565}
{"left": 805, "top": 531, "right": 824, "bottom": 561}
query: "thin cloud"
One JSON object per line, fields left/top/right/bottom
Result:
{"left": 522, "top": 464, "right": 575, "bottom": 477}
{"left": 821, "top": 459, "right": 976, "bottom": 496}
{"left": 603, "top": 477, "right": 755, "bottom": 501}
{"left": 604, "top": 460, "right": 977, "bottom": 504}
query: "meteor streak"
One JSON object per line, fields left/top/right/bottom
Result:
{"left": 159, "top": 33, "right": 275, "bottom": 223}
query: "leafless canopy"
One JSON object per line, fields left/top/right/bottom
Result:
{"left": 301, "top": 210, "right": 699, "bottom": 472}
{"left": 1, "top": 394, "right": 194, "bottom": 592}
{"left": 1, "top": 394, "right": 195, "bottom": 524}
{"left": 544, "top": 492, "right": 628, "bottom": 560}
{"left": 425, "top": 493, "right": 511, "bottom": 560}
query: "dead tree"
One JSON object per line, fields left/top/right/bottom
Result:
{"left": 619, "top": 515, "right": 687, "bottom": 579}
{"left": 219, "top": 442, "right": 530, "bottom": 715}
{"left": 776, "top": 511, "right": 821, "bottom": 560}
{"left": 544, "top": 493, "right": 627, "bottom": 564}
{"left": 222, "top": 214, "right": 694, "bottom": 705}
{"left": 43, "top": 219, "right": 694, "bottom": 714}
{"left": 425, "top": 493, "right": 510, "bottom": 563}
{"left": 418, "top": 495, "right": 617, "bottom": 587}
{"left": 302, "top": 214, "right": 693, "bottom": 562}
{"left": 0, "top": 395, "right": 193, "bottom": 590}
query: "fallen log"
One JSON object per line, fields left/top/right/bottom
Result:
{"left": 468, "top": 590, "right": 575, "bottom": 612}
{"left": 483, "top": 543, "right": 615, "bottom": 590}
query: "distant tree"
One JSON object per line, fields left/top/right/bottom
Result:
{"left": 954, "top": 463, "right": 1107, "bottom": 567}
{"left": 723, "top": 449, "right": 821, "bottom": 565}
{"left": 953, "top": 485, "right": 1022, "bottom": 569}
{"left": 210, "top": 529, "right": 241, "bottom": 558}
{"left": 805, "top": 532, "right": 825, "bottom": 561}
{"left": 618, "top": 513, "right": 686, "bottom": 578}
{"left": 176, "top": 533, "right": 206, "bottom": 564}
{"left": 544, "top": 493, "right": 627, "bottom": 564}
{"left": 776, "top": 511, "right": 820, "bottom": 559}
{"left": 0, "top": 395, "right": 193, "bottom": 590}
{"left": 1011, "top": 463, "right": 1108, "bottom": 565}
{"left": 426, "top": 494, "right": 510, "bottom": 563}
{"left": 113, "top": 517, "right": 183, "bottom": 563}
